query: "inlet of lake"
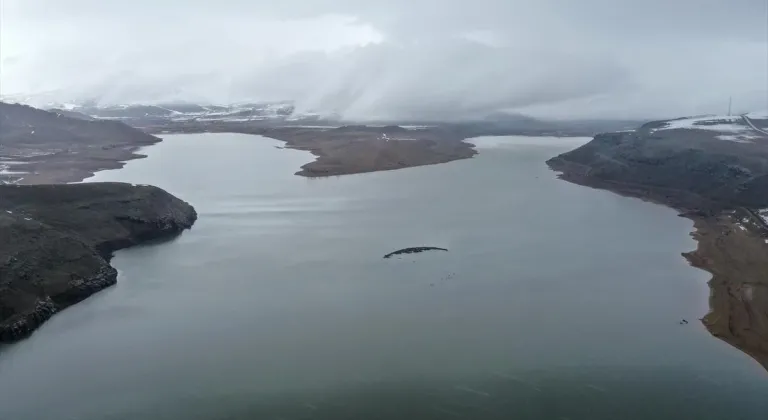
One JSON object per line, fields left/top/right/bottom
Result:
{"left": 1, "top": 133, "right": 767, "bottom": 420}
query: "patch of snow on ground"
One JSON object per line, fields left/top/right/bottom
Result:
{"left": 758, "top": 209, "right": 768, "bottom": 226}
{"left": 747, "top": 110, "right": 768, "bottom": 119}
{"left": 196, "top": 117, "right": 267, "bottom": 122}
{"left": 367, "top": 125, "right": 433, "bottom": 130}
{"left": 655, "top": 115, "right": 748, "bottom": 133}
{"left": 281, "top": 125, "right": 338, "bottom": 129}
{"left": 401, "top": 125, "right": 433, "bottom": 130}
{"left": 716, "top": 134, "right": 761, "bottom": 143}
{"left": 16, "top": 151, "right": 57, "bottom": 157}
{"left": 0, "top": 168, "right": 27, "bottom": 175}
{"left": 155, "top": 106, "right": 182, "bottom": 115}
{"left": 0, "top": 161, "right": 28, "bottom": 175}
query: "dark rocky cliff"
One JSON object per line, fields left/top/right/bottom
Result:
{"left": 0, "top": 182, "right": 197, "bottom": 342}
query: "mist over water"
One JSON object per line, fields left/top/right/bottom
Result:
{"left": 0, "top": 134, "right": 767, "bottom": 419}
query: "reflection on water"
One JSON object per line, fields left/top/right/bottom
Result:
{"left": 1, "top": 134, "right": 767, "bottom": 420}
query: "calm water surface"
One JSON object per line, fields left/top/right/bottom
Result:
{"left": 0, "top": 134, "right": 766, "bottom": 419}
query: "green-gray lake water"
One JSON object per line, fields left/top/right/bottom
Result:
{"left": 1, "top": 134, "right": 766, "bottom": 419}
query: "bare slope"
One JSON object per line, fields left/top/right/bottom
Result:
{"left": 0, "top": 102, "right": 160, "bottom": 184}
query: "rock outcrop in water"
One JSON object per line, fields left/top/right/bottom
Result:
{"left": 383, "top": 247, "right": 448, "bottom": 259}
{"left": 0, "top": 183, "right": 197, "bottom": 342}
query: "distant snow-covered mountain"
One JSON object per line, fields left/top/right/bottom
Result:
{"left": 41, "top": 101, "right": 303, "bottom": 123}
{"left": 1, "top": 95, "right": 647, "bottom": 136}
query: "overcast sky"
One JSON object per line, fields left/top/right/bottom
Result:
{"left": 1, "top": 0, "right": 767, "bottom": 120}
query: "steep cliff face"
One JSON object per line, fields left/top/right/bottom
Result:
{"left": 0, "top": 183, "right": 197, "bottom": 342}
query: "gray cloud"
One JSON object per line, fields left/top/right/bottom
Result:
{"left": 2, "top": 0, "right": 767, "bottom": 120}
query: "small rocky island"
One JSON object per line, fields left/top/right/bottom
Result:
{"left": 548, "top": 114, "right": 768, "bottom": 370}
{"left": 0, "top": 183, "right": 197, "bottom": 342}
{"left": 383, "top": 247, "right": 449, "bottom": 259}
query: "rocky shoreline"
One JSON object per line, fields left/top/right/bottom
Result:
{"left": 547, "top": 117, "right": 768, "bottom": 370}
{"left": 0, "top": 183, "right": 197, "bottom": 342}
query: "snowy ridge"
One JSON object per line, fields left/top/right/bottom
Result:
{"left": 657, "top": 115, "right": 744, "bottom": 131}
{"left": 758, "top": 209, "right": 768, "bottom": 226}
{"left": 37, "top": 101, "right": 314, "bottom": 124}
{"left": 652, "top": 114, "right": 766, "bottom": 143}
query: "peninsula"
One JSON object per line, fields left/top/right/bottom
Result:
{"left": 143, "top": 120, "right": 480, "bottom": 177}
{"left": 548, "top": 113, "right": 768, "bottom": 370}
{"left": 0, "top": 183, "right": 197, "bottom": 342}
{"left": 0, "top": 102, "right": 198, "bottom": 342}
